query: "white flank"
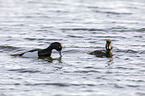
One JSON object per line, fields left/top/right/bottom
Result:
{"left": 22, "top": 51, "right": 38, "bottom": 58}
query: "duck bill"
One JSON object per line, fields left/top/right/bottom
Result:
{"left": 58, "top": 51, "right": 62, "bottom": 57}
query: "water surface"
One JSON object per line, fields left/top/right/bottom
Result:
{"left": 0, "top": 0, "right": 145, "bottom": 96}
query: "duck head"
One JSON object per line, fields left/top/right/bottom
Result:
{"left": 49, "top": 42, "right": 62, "bottom": 57}
{"left": 105, "top": 39, "right": 113, "bottom": 51}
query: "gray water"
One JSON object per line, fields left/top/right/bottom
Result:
{"left": 0, "top": 0, "right": 145, "bottom": 96}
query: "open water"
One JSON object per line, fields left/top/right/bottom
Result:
{"left": 0, "top": 0, "right": 145, "bottom": 96}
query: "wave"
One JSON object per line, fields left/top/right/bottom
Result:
{"left": 61, "top": 28, "right": 105, "bottom": 31}
{"left": 74, "top": 70, "right": 101, "bottom": 73}
{"left": 8, "top": 68, "right": 41, "bottom": 73}
{"left": 24, "top": 82, "right": 96, "bottom": 87}
{"left": 88, "top": 6, "right": 132, "bottom": 15}
{"left": 24, "top": 37, "right": 62, "bottom": 41}
{"left": 137, "top": 28, "right": 145, "bottom": 32}
{"left": 95, "top": 10, "right": 132, "bottom": 15}
{"left": 116, "top": 49, "right": 138, "bottom": 53}
{"left": 61, "top": 27, "right": 145, "bottom": 33}
{"left": 115, "top": 49, "right": 145, "bottom": 54}
{"left": 0, "top": 45, "right": 21, "bottom": 52}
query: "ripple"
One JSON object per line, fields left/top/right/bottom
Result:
{"left": 116, "top": 66, "right": 135, "bottom": 70}
{"left": 74, "top": 70, "right": 101, "bottom": 73}
{"left": 96, "top": 76, "right": 108, "bottom": 80}
{"left": 114, "top": 84, "right": 124, "bottom": 88}
{"left": 116, "top": 49, "right": 138, "bottom": 54}
{"left": 25, "top": 83, "right": 96, "bottom": 87}
{"left": 139, "top": 51, "right": 145, "bottom": 54}
{"left": 63, "top": 49, "right": 81, "bottom": 53}
{"left": 67, "top": 35, "right": 84, "bottom": 38}
{"left": 61, "top": 28, "right": 105, "bottom": 31}
{"left": 109, "top": 27, "right": 134, "bottom": 32}
{"left": 88, "top": 6, "right": 132, "bottom": 15}
{"left": 0, "top": 94, "right": 7, "bottom": 96}
{"left": 8, "top": 68, "right": 41, "bottom": 73}
{"left": 24, "top": 38, "right": 62, "bottom": 41}
{"left": 25, "top": 83, "right": 69, "bottom": 87}
{"left": 0, "top": 46, "right": 19, "bottom": 50}
{"left": 127, "top": 79, "right": 145, "bottom": 83}
{"left": 127, "top": 84, "right": 140, "bottom": 88}
{"left": 95, "top": 10, "right": 132, "bottom": 15}
{"left": 136, "top": 92, "right": 145, "bottom": 96}
{"left": 0, "top": 45, "right": 20, "bottom": 52}
{"left": 137, "top": 28, "right": 145, "bottom": 32}
{"left": 61, "top": 27, "right": 139, "bottom": 33}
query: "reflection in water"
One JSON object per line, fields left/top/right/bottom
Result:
{"left": 106, "top": 57, "right": 114, "bottom": 67}
{"left": 39, "top": 57, "right": 62, "bottom": 63}
{"left": 53, "top": 57, "right": 62, "bottom": 63}
{"left": 105, "top": 58, "right": 114, "bottom": 74}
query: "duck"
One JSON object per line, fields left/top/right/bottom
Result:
{"left": 89, "top": 39, "right": 113, "bottom": 57}
{"left": 11, "top": 42, "right": 62, "bottom": 58}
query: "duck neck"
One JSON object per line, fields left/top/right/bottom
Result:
{"left": 46, "top": 46, "right": 53, "bottom": 53}
{"left": 106, "top": 50, "right": 112, "bottom": 57}
{"left": 38, "top": 46, "right": 53, "bottom": 57}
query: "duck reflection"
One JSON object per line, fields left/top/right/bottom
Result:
{"left": 39, "top": 57, "right": 62, "bottom": 63}
{"left": 106, "top": 57, "right": 114, "bottom": 67}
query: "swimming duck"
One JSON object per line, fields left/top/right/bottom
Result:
{"left": 12, "top": 42, "right": 62, "bottom": 58}
{"left": 89, "top": 39, "right": 113, "bottom": 57}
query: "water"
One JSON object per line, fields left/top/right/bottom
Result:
{"left": 0, "top": 0, "right": 145, "bottom": 96}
